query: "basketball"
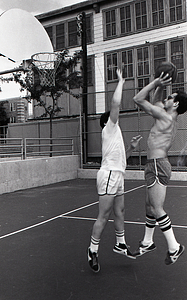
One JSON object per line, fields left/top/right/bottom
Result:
{"left": 155, "top": 62, "right": 177, "bottom": 83}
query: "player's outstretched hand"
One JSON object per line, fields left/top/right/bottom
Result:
{"left": 156, "top": 72, "right": 172, "bottom": 87}
{"left": 130, "top": 135, "right": 142, "bottom": 149}
{"left": 116, "top": 69, "right": 125, "bottom": 84}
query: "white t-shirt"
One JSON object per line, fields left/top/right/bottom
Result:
{"left": 100, "top": 117, "right": 126, "bottom": 174}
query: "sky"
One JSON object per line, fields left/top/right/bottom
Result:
{"left": 0, "top": 0, "right": 87, "bottom": 16}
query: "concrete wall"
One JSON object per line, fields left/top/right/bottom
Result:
{"left": 77, "top": 168, "right": 187, "bottom": 181}
{"left": 0, "top": 155, "right": 79, "bottom": 194}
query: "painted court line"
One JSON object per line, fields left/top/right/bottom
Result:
{"left": 0, "top": 183, "right": 185, "bottom": 240}
{"left": 61, "top": 215, "right": 187, "bottom": 229}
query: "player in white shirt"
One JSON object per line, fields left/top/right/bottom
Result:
{"left": 87, "top": 69, "right": 142, "bottom": 272}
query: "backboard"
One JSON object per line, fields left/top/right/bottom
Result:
{"left": 0, "top": 8, "right": 53, "bottom": 100}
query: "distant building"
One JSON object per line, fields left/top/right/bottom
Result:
{"left": 1, "top": 97, "right": 28, "bottom": 124}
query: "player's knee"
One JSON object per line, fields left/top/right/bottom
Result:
{"left": 149, "top": 206, "right": 165, "bottom": 219}
{"left": 114, "top": 207, "right": 124, "bottom": 218}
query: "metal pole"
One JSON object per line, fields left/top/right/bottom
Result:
{"left": 81, "top": 12, "right": 88, "bottom": 164}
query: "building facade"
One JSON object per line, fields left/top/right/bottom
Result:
{"left": 36, "top": 0, "right": 187, "bottom": 117}
{"left": 33, "top": 0, "right": 187, "bottom": 163}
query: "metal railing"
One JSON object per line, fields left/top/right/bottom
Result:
{"left": 0, "top": 137, "right": 74, "bottom": 160}
{"left": 0, "top": 138, "right": 23, "bottom": 159}
{"left": 24, "top": 138, "right": 74, "bottom": 159}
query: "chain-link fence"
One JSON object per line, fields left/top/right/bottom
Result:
{"left": 86, "top": 109, "right": 187, "bottom": 171}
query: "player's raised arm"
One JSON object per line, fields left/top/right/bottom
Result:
{"left": 152, "top": 86, "right": 164, "bottom": 107}
{"left": 109, "top": 69, "right": 125, "bottom": 124}
{"left": 133, "top": 73, "right": 172, "bottom": 117}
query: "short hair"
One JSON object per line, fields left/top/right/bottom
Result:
{"left": 174, "top": 90, "right": 187, "bottom": 115}
{"left": 100, "top": 111, "right": 110, "bottom": 129}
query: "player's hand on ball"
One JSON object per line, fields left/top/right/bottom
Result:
{"left": 130, "top": 135, "right": 142, "bottom": 149}
{"left": 159, "top": 72, "right": 172, "bottom": 85}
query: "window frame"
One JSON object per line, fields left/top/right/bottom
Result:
{"left": 169, "top": 0, "right": 184, "bottom": 23}
{"left": 121, "top": 49, "right": 134, "bottom": 79}
{"left": 56, "top": 23, "right": 66, "bottom": 51}
{"left": 44, "top": 13, "right": 93, "bottom": 51}
{"left": 137, "top": 46, "right": 150, "bottom": 77}
{"left": 106, "top": 52, "right": 118, "bottom": 81}
{"left": 134, "top": 0, "right": 148, "bottom": 31}
{"left": 151, "top": 0, "right": 166, "bottom": 27}
{"left": 104, "top": 8, "right": 118, "bottom": 39}
{"left": 120, "top": 4, "right": 133, "bottom": 35}
{"left": 103, "top": 0, "right": 186, "bottom": 40}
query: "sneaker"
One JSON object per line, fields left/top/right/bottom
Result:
{"left": 165, "top": 244, "right": 185, "bottom": 265}
{"left": 133, "top": 241, "right": 156, "bottom": 257}
{"left": 87, "top": 247, "right": 100, "bottom": 273}
{"left": 113, "top": 243, "right": 136, "bottom": 259}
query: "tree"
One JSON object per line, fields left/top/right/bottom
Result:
{"left": 13, "top": 49, "right": 83, "bottom": 156}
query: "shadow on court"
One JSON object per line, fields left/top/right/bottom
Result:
{"left": 0, "top": 178, "right": 186, "bottom": 300}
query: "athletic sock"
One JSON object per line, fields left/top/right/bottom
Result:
{"left": 115, "top": 230, "right": 126, "bottom": 245}
{"left": 142, "top": 215, "right": 156, "bottom": 245}
{"left": 90, "top": 236, "right": 100, "bottom": 253}
{"left": 157, "top": 214, "right": 179, "bottom": 253}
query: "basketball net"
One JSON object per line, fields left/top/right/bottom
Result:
{"left": 31, "top": 52, "right": 62, "bottom": 87}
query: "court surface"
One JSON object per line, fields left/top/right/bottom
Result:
{"left": 0, "top": 178, "right": 186, "bottom": 300}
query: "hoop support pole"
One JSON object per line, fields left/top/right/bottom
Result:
{"left": 0, "top": 67, "right": 28, "bottom": 76}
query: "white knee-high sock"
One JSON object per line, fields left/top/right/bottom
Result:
{"left": 90, "top": 236, "right": 100, "bottom": 253}
{"left": 142, "top": 215, "right": 156, "bottom": 245}
{"left": 157, "top": 214, "right": 179, "bottom": 253}
{"left": 115, "top": 230, "right": 126, "bottom": 245}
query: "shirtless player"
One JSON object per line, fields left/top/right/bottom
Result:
{"left": 133, "top": 72, "right": 187, "bottom": 265}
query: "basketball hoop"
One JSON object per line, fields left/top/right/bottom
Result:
{"left": 31, "top": 52, "right": 62, "bottom": 87}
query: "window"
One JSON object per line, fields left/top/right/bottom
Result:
{"left": 137, "top": 47, "right": 149, "bottom": 76}
{"left": 105, "top": 9, "right": 117, "bottom": 38}
{"left": 44, "top": 15, "right": 93, "bottom": 50}
{"left": 138, "top": 77, "right": 150, "bottom": 101}
{"left": 9, "top": 116, "right": 16, "bottom": 123}
{"left": 56, "top": 24, "right": 65, "bottom": 51}
{"left": 171, "top": 40, "right": 183, "bottom": 69}
{"left": 122, "top": 50, "right": 133, "bottom": 78}
{"left": 169, "top": 0, "right": 182, "bottom": 22}
{"left": 154, "top": 43, "right": 166, "bottom": 71}
{"left": 86, "top": 15, "right": 92, "bottom": 44}
{"left": 103, "top": 1, "right": 185, "bottom": 40}
{"left": 172, "top": 71, "right": 184, "bottom": 92}
{"left": 135, "top": 1, "right": 148, "bottom": 30}
{"left": 106, "top": 53, "right": 118, "bottom": 81}
{"left": 68, "top": 20, "right": 78, "bottom": 47}
{"left": 45, "top": 26, "right": 53, "bottom": 44}
{"left": 138, "top": 78, "right": 150, "bottom": 90}
{"left": 120, "top": 5, "right": 132, "bottom": 34}
{"left": 10, "top": 102, "right": 16, "bottom": 112}
{"left": 152, "top": 0, "right": 165, "bottom": 26}
{"left": 69, "top": 56, "right": 93, "bottom": 88}
{"left": 171, "top": 40, "right": 184, "bottom": 91}
{"left": 87, "top": 56, "right": 94, "bottom": 85}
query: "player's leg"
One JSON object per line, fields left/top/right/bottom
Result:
{"left": 134, "top": 189, "right": 157, "bottom": 256}
{"left": 113, "top": 194, "right": 135, "bottom": 259}
{"left": 143, "top": 191, "right": 157, "bottom": 245}
{"left": 148, "top": 182, "right": 178, "bottom": 251}
{"left": 91, "top": 194, "right": 114, "bottom": 242}
{"left": 87, "top": 194, "right": 114, "bottom": 272}
{"left": 147, "top": 183, "right": 184, "bottom": 264}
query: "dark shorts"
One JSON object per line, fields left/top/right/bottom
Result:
{"left": 144, "top": 157, "right": 171, "bottom": 188}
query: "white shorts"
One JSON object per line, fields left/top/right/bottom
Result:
{"left": 97, "top": 169, "right": 124, "bottom": 196}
